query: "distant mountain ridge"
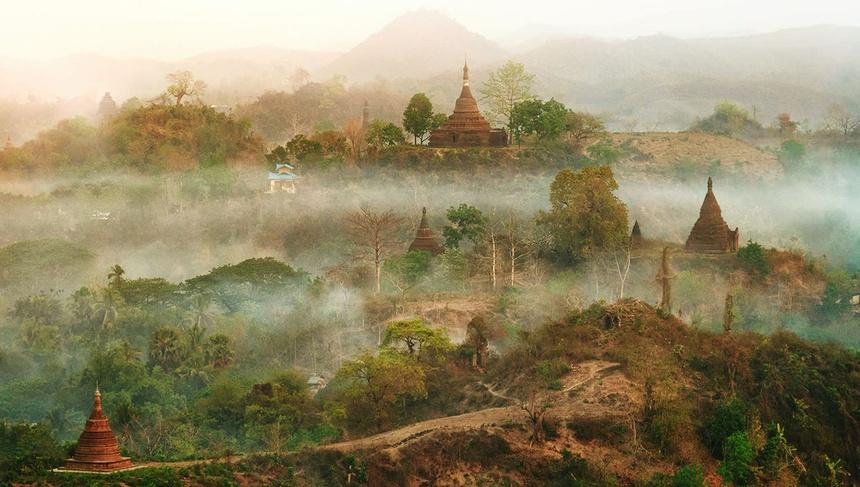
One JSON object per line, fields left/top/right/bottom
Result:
{"left": 2, "top": 13, "right": 860, "bottom": 133}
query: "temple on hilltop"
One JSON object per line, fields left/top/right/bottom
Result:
{"left": 429, "top": 61, "right": 507, "bottom": 148}
{"left": 685, "top": 177, "right": 739, "bottom": 253}
{"left": 97, "top": 92, "right": 118, "bottom": 118}
{"left": 267, "top": 162, "right": 298, "bottom": 193}
{"left": 409, "top": 207, "right": 442, "bottom": 255}
{"left": 58, "top": 387, "right": 134, "bottom": 473}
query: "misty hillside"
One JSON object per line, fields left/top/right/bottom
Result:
{"left": 3, "top": 14, "right": 860, "bottom": 135}
{"left": 0, "top": 47, "right": 338, "bottom": 104}
{"left": 318, "top": 9, "right": 507, "bottom": 82}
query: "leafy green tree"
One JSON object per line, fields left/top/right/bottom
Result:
{"left": 479, "top": 60, "right": 536, "bottom": 142}
{"left": 382, "top": 318, "right": 452, "bottom": 359}
{"left": 538, "top": 166, "right": 629, "bottom": 262}
{"left": 365, "top": 119, "right": 405, "bottom": 149}
{"left": 536, "top": 99, "right": 569, "bottom": 140}
{"left": 383, "top": 251, "right": 433, "bottom": 299}
{"left": 402, "top": 93, "right": 443, "bottom": 145}
{"left": 0, "top": 423, "right": 65, "bottom": 481}
{"left": 443, "top": 204, "right": 487, "bottom": 249}
{"left": 336, "top": 350, "right": 426, "bottom": 432}
{"left": 691, "top": 102, "right": 763, "bottom": 138}
{"left": 510, "top": 99, "right": 543, "bottom": 143}
{"left": 671, "top": 464, "right": 706, "bottom": 487}
{"left": 701, "top": 397, "right": 749, "bottom": 457}
{"left": 737, "top": 241, "right": 770, "bottom": 278}
{"left": 184, "top": 257, "right": 308, "bottom": 313}
{"left": 245, "top": 370, "right": 322, "bottom": 449}
{"left": 779, "top": 139, "right": 806, "bottom": 172}
{"left": 284, "top": 134, "right": 324, "bottom": 162}
{"left": 718, "top": 431, "right": 755, "bottom": 486}
{"left": 587, "top": 141, "right": 624, "bottom": 165}
{"left": 565, "top": 111, "right": 606, "bottom": 146}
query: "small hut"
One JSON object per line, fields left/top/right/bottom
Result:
{"left": 267, "top": 163, "right": 298, "bottom": 193}
{"left": 307, "top": 374, "right": 327, "bottom": 395}
{"left": 58, "top": 387, "right": 135, "bottom": 473}
{"left": 408, "top": 207, "right": 442, "bottom": 255}
{"left": 685, "top": 177, "right": 739, "bottom": 253}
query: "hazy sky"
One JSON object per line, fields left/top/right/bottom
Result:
{"left": 3, "top": 0, "right": 860, "bottom": 60}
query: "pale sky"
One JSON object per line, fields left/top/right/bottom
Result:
{"left": 3, "top": 0, "right": 860, "bottom": 60}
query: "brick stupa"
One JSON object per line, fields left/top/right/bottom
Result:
{"left": 59, "top": 387, "right": 134, "bottom": 473}
{"left": 408, "top": 207, "right": 442, "bottom": 255}
{"left": 429, "top": 61, "right": 507, "bottom": 148}
{"left": 685, "top": 177, "right": 739, "bottom": 253}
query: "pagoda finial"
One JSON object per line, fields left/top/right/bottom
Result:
{"left": 463, "top": 56, "right": 470, "bottom": 86}
{"left": 707, "top": 176, "right": 713, "bottom": 192}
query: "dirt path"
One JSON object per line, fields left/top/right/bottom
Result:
{"left": 327, "top": 360, "right": 627, "bottom": 453}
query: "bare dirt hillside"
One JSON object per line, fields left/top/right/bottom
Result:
{"left": 322, "top": 360, "right": 671, "bottom": 485}
{"left": 608, "top": 132, "right": 783, "bottom": 180}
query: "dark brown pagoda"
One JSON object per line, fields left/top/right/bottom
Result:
{"left": 685, "top": 177, "right": 739, "bottom": 253}
{"left": 429, "top": 61, "right": 507, "bottom": 148}
{"left": 59, "top": 387, "right": 134, "bottom": 473}
{"left": 630, "top": 220, "right": 644, "bottom": 249}
{"left": 409, "top": 207, "right": 442, "bottom": 255}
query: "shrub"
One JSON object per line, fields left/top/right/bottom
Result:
{"left": 718, "top": 431, "right": 755, "bottom": 486}
{"left": 701, "top": 397, "right": 749, "bottom": 457}
{"left": 737, "top": 241, "right": 770, "bottom": 278}
{"left": 672, "top": 464, "right": 706, "bottom": 487}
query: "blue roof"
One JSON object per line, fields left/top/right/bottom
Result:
{"left": 268, "top": 172, "right": 298, "bottom": 181}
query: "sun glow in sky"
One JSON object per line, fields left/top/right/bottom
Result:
{"left": 3, "top": 0, "right": 860, "bottom": 60}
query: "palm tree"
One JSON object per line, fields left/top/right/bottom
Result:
{"left": 107, "top": 264, "right": 125, "bottom": 289}
{"left": 113, "top": 340, "right": 142, "bottom": 362}
{"left": 149, "top": 327, "right": 184, "bottom": 371}
{"left": 205, "top": 334, "right": 235, "bottom": 369}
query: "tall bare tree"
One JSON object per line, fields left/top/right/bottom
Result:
{"left": 827, "top": 104, "right": 859, "bottom": 137}
{"left": 343, "top": 117, "right": 365, "bottom": 164}
{"left": 345, "top": 208, "right": 404, "bottom": 293}
{"left": 479, "top": 60, "right": 536, "bottom": 143}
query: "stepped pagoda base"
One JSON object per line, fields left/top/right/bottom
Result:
{"left": 58, "top": 457, "right": 135, "bottom": 473}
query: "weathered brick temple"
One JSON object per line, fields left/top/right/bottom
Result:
{"left": 409, "top": 207, "right": 442, "bottom": 255}
{"left": 685, "top": 177, "right": 739, "bottom": 253}
{"left": 58, "top": 387, "right": 134, "bottom": 473}
{"left": 429, "top": 62, "right": 507, "bottom": 148}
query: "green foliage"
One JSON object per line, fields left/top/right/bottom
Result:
{"left": 718, "top": 431, "right": 756, "bottom": 486}
{"left": 106, "top": 102, "right": 262, "bottom": 170}
{"left": 479, "top": 60, "right": 536, "bottom": 134}
{"left": 565, "top": 111, "right": 606, "bottom": 146}
{"left": 443, "top": 203, "right": 487, "bottom": 249}
{"left": 780, "top": 139, "right": 807, "bottom": 171}
{"left": 334, "top": 349, "right": 427, "bottom": 432}
{"left": 0, "top": 239, "right": 94, "bottom": 291}
{"left": 701, "top": 397, "right": 749, "bottom": 457}
{"left": 671, "top": 464, "right": 706, "bottom": 487}
{"left": 737, "top": 240, "right": 770, "bottom": 278}
{"left": 402, "top": 93, "right": 444, "bottom": 145}
{"left": 691, "top": 102, "right": 763, "bottom": 138}
{"left": 382, "top": 318, "right": 452, "bottom": 359}
{"left": 383, "top": 251, "right": 433, "bottom": 294}
{"left": 535, "top": 358, "right": 569, "bottom": 387}
{"left": 365, "top": 119, "right": 405, "bottom": 148}
{"left": 0, "top": 422, "right": 64, "bottom": 481}
{"left": 586, "top": 141, "right": 624, "bottom": 165}
{"left": 538, "top": 166, "right": 629, "bottom": 262}
{"left": 284, "top": 134, "right": 324, "bottom": 163}
{"left": 510, "top": 98, "right": 569, "bottom": 141}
